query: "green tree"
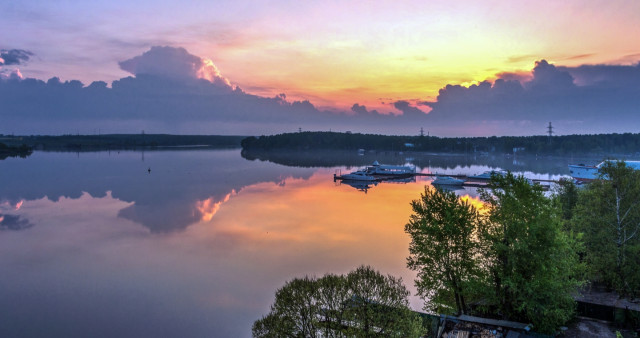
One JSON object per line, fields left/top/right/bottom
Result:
{"left": 553, "top": 177, "right": 579, "bottom": 222}
{"left": 479, "top": 173, "right": 581, "bottom": 333}
{"left": 405, "top": 186, "right": 482, "bottom": 315}
{"left": 252, "top": 266, "right": 425, "bottom": 337}
{"left": 573, "top": 161, "right": 640, "bottom": 296}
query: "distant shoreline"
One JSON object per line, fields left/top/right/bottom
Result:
{"left": 241, "top": 131, "right": 640, "bottom": 157}
{"left": 0, "top": 134, "right": 246, "bottom": 152}
{"left": 3, "top": 131, "right": 640, "bottom": 157}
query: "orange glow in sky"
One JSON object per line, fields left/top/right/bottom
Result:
{"left": 3, "top": 0, "right": 640, "bottom": 123}
{"left": 185, "top": 1, "right": 640, "bottom": 113}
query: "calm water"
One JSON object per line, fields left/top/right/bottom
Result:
{"left": 0, "top": 149, "right": 581, "bottom": 337}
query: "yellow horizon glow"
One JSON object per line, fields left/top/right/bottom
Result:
{"left": 185, "top": 1, "right": 640, "bottom": 113}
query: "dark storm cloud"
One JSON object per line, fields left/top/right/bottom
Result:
{"left": 0, "top": 49, "right": 33, "bottom": 65}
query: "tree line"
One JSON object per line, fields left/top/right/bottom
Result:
{"left": 0, "top": 134, "right": 245, "bottom": 151}
{"left": 241, "top": 131, "right": 640, "bottom": 156}
{"left": 254, "top": 163, "right": 640, "bottom": 336}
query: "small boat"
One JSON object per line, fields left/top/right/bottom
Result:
{"left": 567, "top": 163, "right": 599, "bottom": 181}
{"left": 432, "top": 175, "right": 465, "bottom": 186}
{"left": 337, "top": 170, "right": 377, "bottom": 181}
{"left": 467, "top": 170, "right": 507, "bottom": 180}
{"left": 365, "top": 161, "right": 415, "bottom": 176}
{"left": 568, "top": 160, "right": 640, "bottom": 182}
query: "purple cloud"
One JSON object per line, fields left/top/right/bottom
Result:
{"left": 0, "top": 49, "right": 33, "bottom": 66}
{"left": 119, "top": 46, "right": 231, "bottom": 88}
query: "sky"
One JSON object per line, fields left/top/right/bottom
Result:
{"left": 1, "top": 0, "right": 640, "bottom": 136}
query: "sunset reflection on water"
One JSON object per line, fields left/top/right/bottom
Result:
{"left": 0, "top": 150, "right": 529, "bottom": 337}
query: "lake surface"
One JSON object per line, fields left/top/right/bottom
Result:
{"left": 0, "top": 149, "right": 587, "bottom": 337}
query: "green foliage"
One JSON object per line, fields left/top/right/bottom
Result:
{"left": 405, "top": 186, "right": 482, "bottom": 315}
{"left": 573, "top": 161, "right": 640, "bottom": 296}
{"left": 553, "top": 178, "right": 579, "bottom": 222}
{"left": 253, "top": 266, "right": 425, "bottom": 337}
{"left": 479, "top": 173, "right": 582, "bottom": 333}
{"left": 406, "top": 176, "right": 582, "bottom": 333}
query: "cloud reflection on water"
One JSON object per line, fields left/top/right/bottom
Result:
{"left": 0, "top": 149, "right": 544, "bottom": 337}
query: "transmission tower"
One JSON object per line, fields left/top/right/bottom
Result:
{"left": 420, "top": 127, "right": 424, "bottom": 137}
{"left": 547, "top": 122, "right": 554, "bottom": 144}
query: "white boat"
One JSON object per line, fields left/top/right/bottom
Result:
{"left": 467, "top": 170, "right": 507, "bottom": 180}
{"left": 338, "top": 170, "right": 377, "bottom": 181}
{"left": 432, "top": 175, "right": 465, "bottom": 186}
{"left": 365, "top": 161, "right": 415, "bottom": 176}
{"left": 568, "top": 160, "right": 640, "bottom": 181}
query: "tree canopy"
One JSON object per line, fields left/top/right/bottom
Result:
{"left": 406, "top": 173, "right": 583, "bottom": 334}
{"left": 479, "top": 173, "right": 582, "bottom": 333}
{"left": 253, "top": 266, "right": 425, "bottom": 337}
{"left": 405, "top": 186, "right": 482, "bottom": 315}
{"left": 573, "top": 161, "right": 640, "bottom": 297}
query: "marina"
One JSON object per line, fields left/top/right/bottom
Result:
{"left": 334, "top": 161, "right": 557, "bottom": 190}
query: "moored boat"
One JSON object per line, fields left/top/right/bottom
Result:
{"left": 467, "top": 170, "right": 507, "bottom": 180}
{"left": 432, "top": 175, "right": 465, "bottom": 186}
{"left": 336, "top": 170, "right": 377, "bottom": 181}
{"left": 568, "top": 160, "right": 640, "bottom": 182}
{"left": 365, "top": 161, "right": 415, "bottom": 176}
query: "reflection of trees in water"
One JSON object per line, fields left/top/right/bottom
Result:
{"left": 242, "top": 149, "right": 607, "bottom": 176}
{"left": 0, "top": 150, "right": 315, "bottom": 233}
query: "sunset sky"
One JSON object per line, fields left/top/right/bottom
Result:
{"left": 2, "top": 0, "right": 640, "bottom": 136}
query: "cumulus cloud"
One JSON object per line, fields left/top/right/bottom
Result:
{"left": 0, "top": 49, "right": 32, "bottom": 80}
{"left": 0, "top": 46, "right": 434, "bottom": 135}
{"left": 351, "top": 103, "right": 380, "bottom": 115}
{"left": 393, "top": 100, "right": 427, "bottom": 117}
{"left": 0, "top": 68, "right": 23, "bottom": 80}
{"left": 118, "top": 46, "right": 231, "bottom": 87}
{"left": 3, "top": 47, "right": 640, "bottom": 136}
{"left": 559, "top": 63, "right": 640, "bottom": 87}
{"left": 423, "top": 59, "right": 640, "bottom": 134}
{"left": 0, "top": 49, "right": 33, "bottom": 65}
{"left": 526, "top": 59, "right": 575, "bottom": 90}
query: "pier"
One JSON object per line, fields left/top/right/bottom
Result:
{"left": 334, "top": 171, "right": 556, "bottom": 190}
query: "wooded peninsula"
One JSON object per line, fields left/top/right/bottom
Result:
{"left": 241, "top": 131, "right": 640, "bottom": 156}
